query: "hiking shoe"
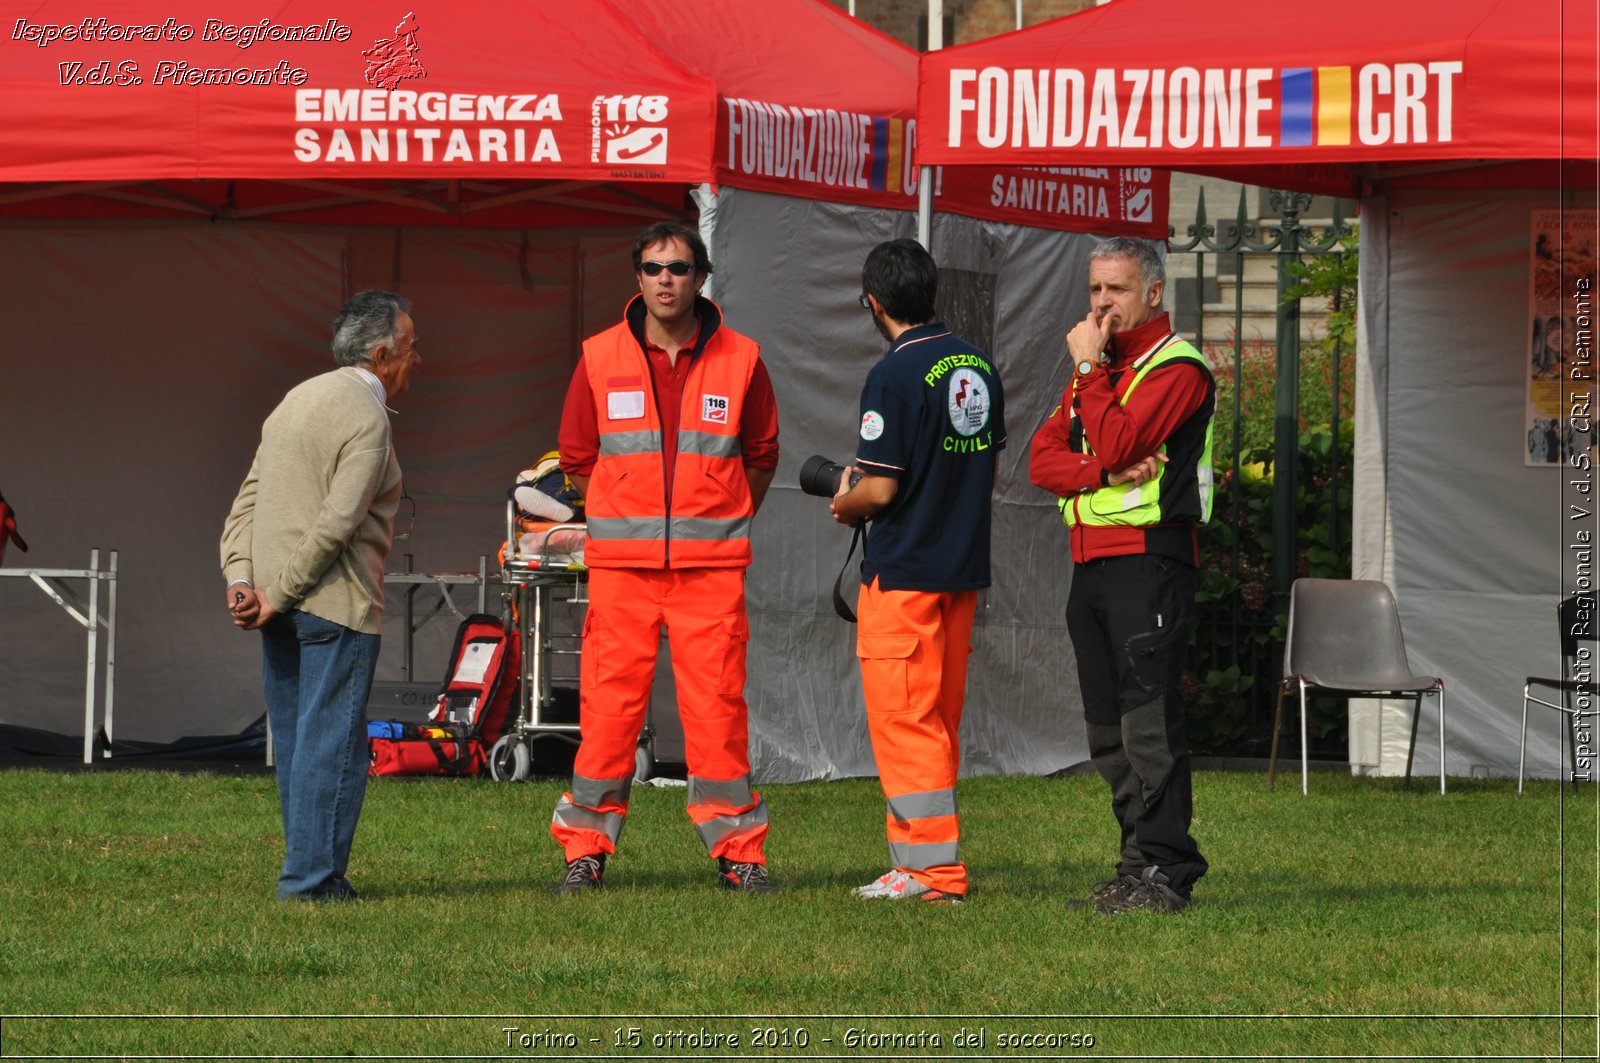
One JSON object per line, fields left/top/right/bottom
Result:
{"left": 718, "top": 858, "right": 775, "bottom": 894}
{"left": 855, "top": 869, "right": 963, "bottom": 905}
{"left": 1098, "top": 865, "right": 1189, "bottom": 915}
{"left": 554, "top": 853, "right": 605, "bottom": 896}
{"left": 1069, "top": 873, "right": 1141, "bottom": 910}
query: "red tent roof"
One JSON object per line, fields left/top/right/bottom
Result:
{"left": 2, "top": 1, "right": 718, "bottom": 183}
{"left": 0, "top": 0, "right": 1168, "bottom": 234}
{"left": 632, "top": 0, "right": 1168, "bottom": 233}
{"left": 918, "top": 0, "right": 1599, "bottom": 196}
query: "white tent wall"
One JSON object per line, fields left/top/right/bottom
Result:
{"left": 709, "top": 187, "right": 1115, "bottom": 782}
{"left": 1352, "top": 186, "right": 1591, "bottom": 781}
{"left": 0, "top": 222, "right": 637, "bottom": 747}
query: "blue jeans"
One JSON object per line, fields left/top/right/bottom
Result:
{"left": 260, "top": 609, "right": 378, "bottom": 900}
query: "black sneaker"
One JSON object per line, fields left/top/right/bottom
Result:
{"left": 292, "top": 878, "right": 360, "bottom": 903}
{"left": 554, "top": 853, "right": 605, "bottom": 895}
{"left": 717, "top": 858, "right": 775, "bottom": 894}
{"left": 1099, "top": 865, "right": 1189, "bottom": 915}
{"left": 1070, "top": 873, "right": 1140, "bottom": 911}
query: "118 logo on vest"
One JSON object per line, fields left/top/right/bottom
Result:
{"left": 702, "top": 394, "right": 729, "bottom": 424}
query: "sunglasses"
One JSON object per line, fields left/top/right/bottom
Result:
{"left": 640, "top": 259, "right": 694, "bottom": 277}
{"left": 858, "top": 292, "right": 873, "bottom": 310}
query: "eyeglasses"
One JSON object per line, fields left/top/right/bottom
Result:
{"left": 858, "top": 292, "right": 873, "bottom": 311}
{"left": 640, "top": 259, "right": 694, "bottom": 277}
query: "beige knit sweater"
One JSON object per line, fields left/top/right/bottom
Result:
{"left": 220, "top": 368, "right": 403, "bottom": 635}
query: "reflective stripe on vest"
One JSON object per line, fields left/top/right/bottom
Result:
{"left": 677, "top": 429, "right": 742, "bottom": 459}
{"left": 1060, "top": 340, "right": 1214, "bottom": 530}
{"left": 598, "top": 430, "right": 664, "bottom": 457}
{"left": 587, "top": 515, "right": 751, "bottom": 544}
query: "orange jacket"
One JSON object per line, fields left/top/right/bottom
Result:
{"left": 581, "top": 308, "right": 759, "bottom": 569}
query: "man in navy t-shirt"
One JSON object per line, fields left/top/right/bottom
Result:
{"left": 830, "top": 238, "right": 1005, "bottom": 904}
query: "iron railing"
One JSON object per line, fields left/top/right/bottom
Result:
{"left": 1170, "top": 188, "right": 1354, "bottom": 757}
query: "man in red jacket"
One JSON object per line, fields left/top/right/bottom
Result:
{"left": 550, "top": 222, "right": 779, "bottom": 895}
{"left": 1029, "top": 237, "right": 1214, "bottom": 914}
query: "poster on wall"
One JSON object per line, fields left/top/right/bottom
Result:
{"left": 1526, "top": 209, "right": 1598, "bottom": 466}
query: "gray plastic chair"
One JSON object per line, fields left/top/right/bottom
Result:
{"left": 1269, "top": 578, "right": 1446, "bottom": 795}
{"left": 1519, "top": 593, "right": 1597, "bottom": 794}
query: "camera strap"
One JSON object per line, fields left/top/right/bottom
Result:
{"left": 831, "top": 523, "right": 866, "bottom": 623}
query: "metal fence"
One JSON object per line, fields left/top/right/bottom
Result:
{"left": 1170, "top": 188, "right": 1355, "bottom": 758}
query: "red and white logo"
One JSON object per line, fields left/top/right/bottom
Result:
{"left": 702, "top": 394, "right": 729, "bottom": 424}
{"left": 363, "top": 12, "right": 425, "bottom": 91}
{"left": 947, "top": 368, "right": 991, "bottom": 437}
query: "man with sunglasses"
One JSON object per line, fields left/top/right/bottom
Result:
{"left": 550, "top": 221, "right": 780, "bottom": 895}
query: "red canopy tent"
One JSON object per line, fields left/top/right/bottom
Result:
{"left": 0, "top": 0, "right": 1167, "bottom": 234}
{"left": 915, "top": 0, "right": 1599, "bottom": 784}
{"left": 633, "top": 0, "right": 1167, "bottom": 235}
{"left": 0, "top": 0, "right": 719, "bottom": 225}
{"left": 0, "top": 0, "right": 1164, "bottom": 774}
{"left": 917, "top": 0, "right": 1598, "bottom": 195}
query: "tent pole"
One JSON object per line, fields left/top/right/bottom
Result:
{"left": 693, "top": 183, "right": 719, "bottom": 301}
{"left": 917, "top": 175, "right": 933, "bottom": 249}
{"left": 918, "top": 0, "right": 944, "bottom": 251}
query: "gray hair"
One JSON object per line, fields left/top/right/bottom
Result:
{"left": 1090, "top": 237, "right": 1165, "bottom": 301}
{"left": 331, "top": 290, "right": 411, "bottom": 367}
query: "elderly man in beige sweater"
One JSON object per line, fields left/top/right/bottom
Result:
{"left": 221, "top": 290, "right": 419, "bottom": 902}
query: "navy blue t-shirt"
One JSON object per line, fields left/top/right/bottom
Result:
{"left": 855, "top": 322, "right": 1006, "bottom": 592}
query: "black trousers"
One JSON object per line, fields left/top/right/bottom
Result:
{"left": 1066, "top": 553, "right": 1208, "bottom": 894}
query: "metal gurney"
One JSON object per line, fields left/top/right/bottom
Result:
{"left": 486, "top": 504, "right": 589, "bottom": 782}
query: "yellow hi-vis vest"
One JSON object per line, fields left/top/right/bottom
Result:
{"left": 1059, "top": 338, "right": 1215, "bottom": 529}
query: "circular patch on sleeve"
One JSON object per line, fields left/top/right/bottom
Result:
{"left": 860, "top": 410, "right": 885, "bottom": 441}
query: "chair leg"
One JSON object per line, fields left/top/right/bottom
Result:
{"left": 1436, "top": 685, "right": 1446, "bottom": 795}
{"left": 1269, "top": 684, "right": 1287, "bottom": 790}
{"left": 1519, "top": 689, "right": 1530, "bottom": 795}
{"left": 1299, "top": 682, "right": 1310, "bottom": 796}
{"left": 1403, "top": 694, "right": 1420, "bottom": 791}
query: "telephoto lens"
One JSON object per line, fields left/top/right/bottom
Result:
{"left": 799, "top": 454, "right": 858, "bottom": 498}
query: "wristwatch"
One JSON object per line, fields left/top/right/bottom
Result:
{"left": 1076, "top": 357, "right": 1100, "bottom": 377}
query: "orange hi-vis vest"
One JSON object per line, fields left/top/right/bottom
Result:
{"left": 582, "top": 304, "right": 758, "bottom": 569}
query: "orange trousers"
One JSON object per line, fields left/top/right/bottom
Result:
{"left": 550, "top": 566, "right": 768, "bottom": 864}
{"left": 855, "top": 578, "right": 977, "bottom": 895}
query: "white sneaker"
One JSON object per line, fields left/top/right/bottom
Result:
{"left": 855, "top": 870, "right": 963, "bottom": 904}
{"left": 853, "top": 870, "right": 910, "bottom": 898}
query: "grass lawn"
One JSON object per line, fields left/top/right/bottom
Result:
{"left": 0, "top": 767, "right": 1594, "bottom": 1059}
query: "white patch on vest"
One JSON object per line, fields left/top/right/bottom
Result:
{"left": 860, "top": 410, "right": 885, "bottom": 441}
{"left": 702, "top": 393, "right": 729, "bottom": 424}
{"left": 607, "top": 390, "right": 645, "bottom": 420}
{"left": 947, "top": 369, "right": 990, "bottom": 437}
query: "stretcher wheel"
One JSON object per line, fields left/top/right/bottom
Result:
{"left": 633, "top": 742, "right": 654, "bottom": 784}
{"left": 488, "top": 734, "right": 531, "bottom": 782}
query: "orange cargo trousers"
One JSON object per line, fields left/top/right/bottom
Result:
{"left": 856, "top": 578, "right": 977, "bottom": 896}
{"left": 550, "top": 566, "right": 768, "bottom": 864}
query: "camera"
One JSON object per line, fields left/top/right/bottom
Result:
{"left": 799, "top": 454, "right": 860, "bottom": 498}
